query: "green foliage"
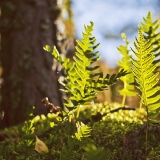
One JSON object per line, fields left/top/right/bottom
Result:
{"left": 43, "top": 21, "right": 127, "bottom": 160}
{"left": 44, "top": 22, "right": 127, "bottom": 111}
{"left": 74, "top": 121, "right": 92, "bottom": 141}
{"left": 117, "top": 33, "right": 136, "bottom": 106}
{"left": 2, "top": 12, "right": 160, "bottom": 160}
{"left": 22, "top": 106, "right": 35, "bottom": 138}
{"left": 60, "top": 137, "right": 81, "bottom": 160}
{"left": 16, "top": 106, "right": 36, "bottom": 159}
{"left": 0, "top": 105, "right": 147, "bottom": 160}
{"left": 139, "top": 11, "right": 160, "bottom": 63}
{"left": 60, "top": 122, "right": 92, "bottom": 160}
{"left": 84, "top": 144, "right": 110, "bottom": 160}
{"left": 131, "top": 30, "right": 160, "bottom": 119}
{"left": 138, "top": 12, "right": 160, "bottom": 124}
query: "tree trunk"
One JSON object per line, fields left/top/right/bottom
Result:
{"left": 0, "top": 0, "right": 65, "bottom": 128}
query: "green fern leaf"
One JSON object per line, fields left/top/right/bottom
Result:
{"left": 131, "top": 30, "right": 160, "bottom": 113}
{"left": 74, "top": 121, "right": 92, "bottom": 141}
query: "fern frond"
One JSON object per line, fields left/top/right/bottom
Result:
{"left": 139, "top": 11, "right": 160, "bottom": 62}
{"left": 44, "top": 22, "right": 127, "bottom": 111}
{"left": 131, "top": 30, "right": 160, "bottom": 113}
{"left": 117, "top": 33, "right": 136, "bottom": 106}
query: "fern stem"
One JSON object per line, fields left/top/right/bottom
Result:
{"left": 76, "top": 105, "right": 81, "bottom": 118}
{"left": 76, "top": 106, "right": 80, "bottom": 118}
{"left": 139, "top": 101, "right": 142, "bottom": 109}
{"left": 69, "top": 114, "right": 72, "bottom": 122}
{"left": 145, "top": 106, "right": 149, "bottom": 158}
{"left": 138, "top": 101, "right": 143, "bottom": 117}
{"left": 122, "top": 95, "right": 126, "bottom": 107}
{"left": 145, "top": 123, "right": 148, "bottom": 158}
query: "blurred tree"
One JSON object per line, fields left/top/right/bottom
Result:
{"left": 61, "top": 0, "right": 75, "bottom": 60}
{"left": 0, "top": 0, "right": 66, "bottom": 128}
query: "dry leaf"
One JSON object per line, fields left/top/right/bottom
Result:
{"left": 35, "top": 136, "right": 49, "bottom": 153}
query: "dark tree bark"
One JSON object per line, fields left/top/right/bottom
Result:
{"left": 0, "top": 0, "right": 65, "bottom": 128}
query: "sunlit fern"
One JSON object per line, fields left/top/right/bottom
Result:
{"left": 117, "top": 33, "right": 136, "bottom": 106}
{"left": 139, "top": 11, "right": 160, "bottom": 64}
{"left": 74, "top": 121, "right": 92, "bottom": 141}
{"left": 139, "top": 11, "right": 160, "bottom": 123}
{"left": 44, "top": 22, "right": 127, "bottom": 112}
{"left": 131, "top": 29, "right": 160, "bottom": 123}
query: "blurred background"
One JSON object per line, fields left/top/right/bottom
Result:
{"left": 0, "top": 0, "right": 160, "bottom": 128}
{"left": 72, "top": 0, "right": 160, "bottom": 67}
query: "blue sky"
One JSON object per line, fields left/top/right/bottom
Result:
{"left": 72, "top": 0, "right": 160, "bottom": 67}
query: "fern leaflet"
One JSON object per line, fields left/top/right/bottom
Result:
{"left": 74, "top": 121, "right": 92, "bottom": 141}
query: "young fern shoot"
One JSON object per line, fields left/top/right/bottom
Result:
{"left": 117, "top": 33, "right": 136, "bottom": 106}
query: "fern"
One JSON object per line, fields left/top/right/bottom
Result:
{"left": 131, "top": 29, "right": 160, "bottom": 122}
{"left": 60, "top": 121, "right": 92, "bottom": 160}
{"left": 74, "top": 121, "right": 92, "bottom": 141}
{"left": 117, "top": 33, "right": 136, "bottom": 106}
{"left": 139, "top": 11, "right": 160, "bottom": 64}
{"left": 131, "top": 29, "right": 160, "bottom": 156}
{"left": 18, "top": 106, "right": 35, "bottom": 159}
{"left": 44, "top": 21, "right": 127, "bottom": 160}
{"left": 44, "top": 22, "right": 127, "bottom": 112}
{"left": 139, "top": 12, "right": 160, "bottom": 124}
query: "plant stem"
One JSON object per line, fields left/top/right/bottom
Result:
{"left": 138, "top": 100, "right": 143, "bottom": 117}
{"left": 122, "top": 95, "right": 126, "bottom": 107}
{"left": 139, "top": 101, "right": 142, "bottom": 109}
{"left": 76, "top": 105, "right": 81, "bottom": 118}
{"left": 145, "top": 106, "right": 149, "bottom": 158}
{"left": 69, "top": 114, "right": 72, "bottom": 122}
